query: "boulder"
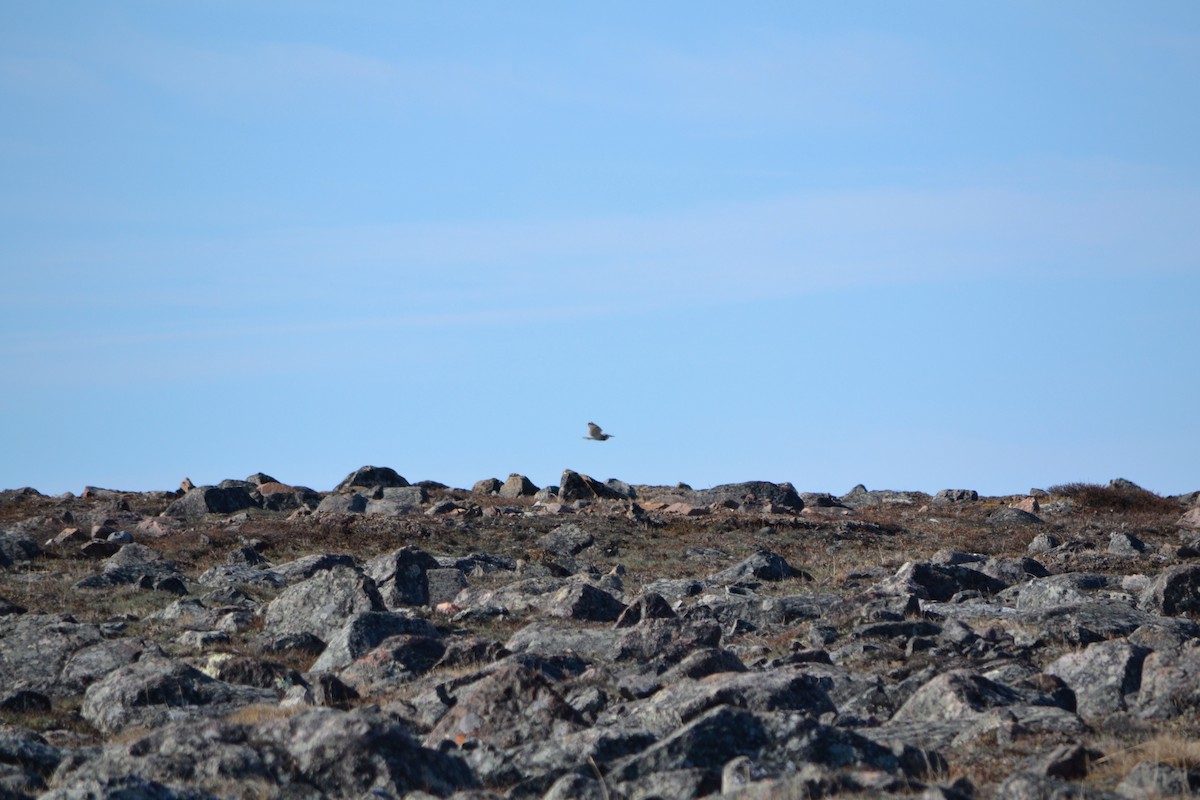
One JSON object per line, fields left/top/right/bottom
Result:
{"left": 694, "top": 481, "right": 804, "bottom": 512}
{"left": 934, "top": 489, "right": 978, "bottom": 503}
{"left": 262, "top": 565, "right": 385, "bottom": 642}
{"left": 559, "top": 469, "right": 626, "bottom": 502}
{"left": 499, "top": 473, "right": 539, "bottom": 498}
{"left": 1046, "top": 639, "right": 1150, "bottom": 718}
{"left": 544, "top": 582, "right": 626, "bottom": 622}
{"left": 315, "top": 493, "right": 367, "bottom": 514}
{"left": 310, "top": 611, "right": 441, "bottom": 672}
{"left": 1139, "top": 565, "right": 1200, "bottom": 615}
{"left": 472, "top": 478, "right": 502, "bottom": 495}
{"left": 80, "top": 654, "right": 275, "bottom": 734}
{"left": 72, "top": 544, "right": 187, "bottom": 592}
{"left": 49, "top": 708, "right": 476, "bottom": 798}
{"left": 0, "top": 530, "right": 41, "bottom": 568}
{"left": 164, "top": 486, "right": 257, "bottom": 518}
{"left": 709, "top": 550, "right": 795, "bottom": 584}
{"left": 333, "top": 465, "right": 409, "bottom": 492}
{"left": 425, "top": 662, "right": 587, "bottom": 749}
{"left": 365, "top": 546, "right": 443, "bottom": 607}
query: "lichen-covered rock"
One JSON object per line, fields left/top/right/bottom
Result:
{"left": 80, "top": 654, "right": 276, "bottom": 734}
{"left": 310, "top": 611, "right": 441, "bottom": 672}
{"left": 262, "top": 565, "right": 385, "bottom": 642}
{"left": 1139, "top": 564, "right": 1200, "bottom": 616}
{"left": 365, "top": 546, "right": 442, "bottom": 608}
{"left": 1046, "top": 639, "right": 1149, "bottom": 718}
{"left": 164, "top": 486, "right": 257, "bottom": 518}
{"left": 49, "top": 708, "right": 476, "bottom": 798}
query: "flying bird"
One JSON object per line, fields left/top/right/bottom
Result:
{"left": 584, "top": 422, "right": 613, "bottom": 441}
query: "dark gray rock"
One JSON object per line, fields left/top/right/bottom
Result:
{"left": 694, "top": 481, "right": 804, "bottom": 512}
{"left": 1135, "top": 641, "right": 1200, "bottom": 719}
{"left": 0, "top": 614, "right": 139, "bottom": 697}
{"left": 0, "top": 531, "right": 40, "bottom": 568}
{"left": 499, "top": 474, "right": 539, "bottom": 499}
{"left": 558, "top": 470, "right": 625, "bottom": 502}
{"left": 544, "top": 582, "right": 626, "bottom": 622}
{"left": 310, "top": 611, "right": 441, "bottom": 672}
{"left": 262, "top": 565, "right": 385, "bottom": 642}
{"left": 876, "top": 560, "right": 1008, "bottom": 601}
{"left": 996, "top": 771, "right": 1126, "bottom": 799}
{"left": 1139, "top": 564, "right": 1200, "bottom": 615}
{"left": 0, "top": 725, "right": 61, "bottom": 792}
{"left": 891, "top": 670, "right": 1029, "bottom": 722}
{"left": 39, "top": 776, "right": 221, "bottom": 800}
{"left": 334, "top": 465, "right": 409, "bottom": 492}
{"left": 710, "top": 550, "right": 795, "bottom": 584}
{"left": 1046, "top": 639, "right": 1150, "bottom": 718}
{"left": 1117, "top": 760, "right": 1200, "bottom": 798}
{"left": 536, "top": 523, "right": 595, "bottom": 557}
{"left": 272, "top": 552, "right": 357, "bottom": 583}
{"left": 471, "top": 478, "right": 502, "bottom": 495}
{"left": 50, "top": 708, "right": 476, "bottom": 798}
{"left": 164, "top": 486, "right": 257, "bottom": 518}
{"left": 74, "top": 544, "right": 186, "bottom": 592}
{"left": 80, "top": 654, "right": 276, "bottom": 734}
{"left": 934, "top": 489, "right": 979, "bottom": 503}
{"left": 1108, "top": 531, "right": 1148, "bottom": 556}
{"left": 315, "top": 492, "right": 367, "bottom": 514}
{"left": 426, "top": 567, "right": 469, "bottom": 605}
{"left": 1014, "top": 601, "right": 1197, "bottom": 647}
{"left": 840, "top": 484, "right": 928, "bottom": 509}
{"left": 1027, "top": 533, "right": 1063, "bottom": 555}
{"left": 0, "top": 596, "right": 26, "bottom": 616}
{"left": 425, "top": 662, "right": 587, "bottom": 749}
{"left": 365, "top": 546, "right": 443, "bottom": 607}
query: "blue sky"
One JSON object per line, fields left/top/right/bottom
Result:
{"left": 2, "top": 2, "right": 1197, "bottom": 497}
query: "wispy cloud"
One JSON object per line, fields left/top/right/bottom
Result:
{"left": 5, "top": 178, "right": 1197, "bottom": 326}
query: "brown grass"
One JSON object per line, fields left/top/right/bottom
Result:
{"left": 1048, "top": 482, "right": 1179, "bottom": 515}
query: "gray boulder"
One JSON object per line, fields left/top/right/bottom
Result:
{"left": 558, "top": 469, "right": 626, "bottom": 502}
{"left": 365, "top": 546, "right": 443, "bottom": 607}
{"left": 0, "top": 725, "right": 62, "bottom": 793}
{"left": 334, "top": 465, "right": 409, "bottom": 492}
{"left": 164, "top": 486, "right": 257, "bottom": 518}
{"left": 262, "top": 565, "right": 385, "bottom": 642}
{"left": 934, "top": 489, "right": 979, "bottom": 503}
{"left": 315, "top": 493, "right": 367, "bottom": 514}
{"left": 1046, "top": 639, "right": 1150, "bottom": 718}
{"left": 0, "top": 530, "right": 40, "bottom": 568}
{"left": 543, "top": 582, "right": 626, "bottom": 622}
{"left": 310, "top": 611, "right": 441, "bottom": 672}
{"left": 1139, "top": 564, "right": 1200, "bottom": 615}
{"left": 536, "top": 523, "right": 595, "bottom": 557}
{"left": 694, "top": 481, "right": 804, "bottom": 512}
{"left": 80, "top": 654, "right": 275, "bottom": 734}
{"left": 499, "top": 473, "right": 539, "bottom": 498}
{"left": 425, "top": 662, "right": 587, "bottom": 749}
{"left": 1135, "top": 642, "right": 1200, "bottom": 719}
{"left": 49, "top": 708, "right": 476, "bottom": 798}
{"left": 471, "top": 477, "right": 502, "bottom": 495}
{"left": 709, "top": 550, "right": 795, "bottom": 584}
{"left": 39, "top": 776, "right": 220, "bottom": 800}
{"left": 0, "top": 615, "right": 121, "bottom": 697}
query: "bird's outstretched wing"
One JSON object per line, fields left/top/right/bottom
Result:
{"left": 585, "top": 422, "right": 613, "bottom": 440}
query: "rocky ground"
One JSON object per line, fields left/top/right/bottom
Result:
{"left": 2, "top": 468, "right": 1200, "bottom": 800}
